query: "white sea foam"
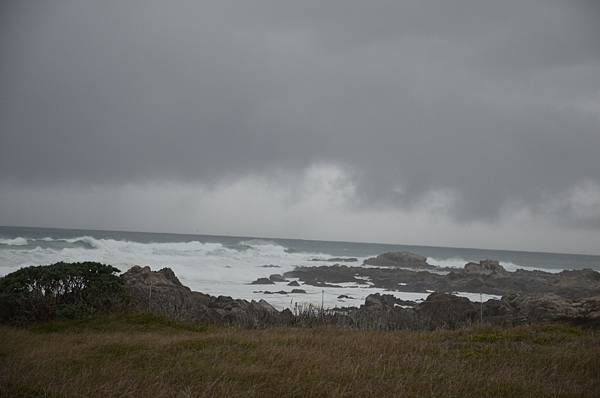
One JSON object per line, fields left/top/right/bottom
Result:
{"left": 429, "top": 257, "right": 562, "bottom": 273}
{"left": 0, "top": 237, "right": 29, "bottom": 246}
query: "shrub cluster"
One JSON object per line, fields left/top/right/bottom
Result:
{"left": 0, "top": 262, "right": 128, "bottom": 324}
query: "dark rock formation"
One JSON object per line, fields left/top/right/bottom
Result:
{"left": 122, "top": 266, "right": 213, "bottom": 321}
{"left": 121, "top": 266, "right": 600, "bottom": 330}
{"left": 287, "top": 263, "right": 600, "bottom": 299}
{"left": 269, "top": 274, "right": 287, "bottom": 282}
{"left": 363, "top": 251, "right": 430, "bottom": 269}
{"left": 250, "top": 277, "right": 275, "bottom": 285}
{"left": 501, "top": 294, "right": 600, "bottom": 325}
{"left": 416, "top": 293, "right": 479, "bottom": 329}
{"left": 363, "top": 293, "right": 417, "bottom": 310}
{"left": 287, "top": 281, "right": 300, "bottom": 286}
{"left": 291, "top": 289, "right": 307, "bottom": 294}
{"left": 122, "top": 266, "right": 287, "bottom": 327}
{"left": 464, "top": 260, "right": 507, "bottom": 275}
{"left": 259, "top": 264, "right": 281, "bottom": 268}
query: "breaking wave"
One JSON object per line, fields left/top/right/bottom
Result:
{"left": 0, "top": 237, "right": 29, "bottom": 246}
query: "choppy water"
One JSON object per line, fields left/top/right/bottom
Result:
{"left": 1, "top": 226, "right": 599, "bottom": 309}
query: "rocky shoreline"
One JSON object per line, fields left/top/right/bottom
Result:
{"left": 122, "top": 251, "right": 600, "bottom": 330}
{"left": 284, "top": 259, "right": 600, "bottom": 299}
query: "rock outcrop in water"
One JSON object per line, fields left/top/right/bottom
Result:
{"left": 363, "top": 251, "right": 431, "bottom": 269}
{"left": 285, "top": 263, "right": 600, "bottom": 299}
{"left": 463, "top": 260, "right": 507, "bottom": 275}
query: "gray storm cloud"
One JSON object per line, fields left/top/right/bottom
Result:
{"left": 1, "top": 0, "right": 600, "bottom": 248}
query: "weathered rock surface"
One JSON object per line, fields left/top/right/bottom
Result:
{"left": 501, "top": 294, "right": 600, "bottom": 324}
{"left": 363, "top": 251, "right": 430, "bottom": 269}
{"left": 357, "top": 292, "right": 600, "bottom": 329}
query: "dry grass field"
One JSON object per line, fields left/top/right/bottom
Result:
{"left": 1, "top": 314, "right": 599, "bottom": 397}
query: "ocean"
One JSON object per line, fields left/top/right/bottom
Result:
{"left": 1, "top": 226, "right": 599, "bottom": 309}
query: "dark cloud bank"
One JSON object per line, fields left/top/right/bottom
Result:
{"left": 1, "top": 1, "right": 599, "bottom": 251}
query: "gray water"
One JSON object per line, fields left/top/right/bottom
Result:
{"left": 1, "top": 225, "right": 598, "bottom": 272}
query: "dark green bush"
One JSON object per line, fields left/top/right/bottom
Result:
{"left": 0, "top": 262, "right": 128, "bottom": 324}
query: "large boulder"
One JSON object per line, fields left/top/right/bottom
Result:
{"left": 416, "top": 293, "right": 479, "bottom": 329}
{"left": 363, "top": 252, "right": 429, "bottom": 269}
{"left": 121, "top": 266, "right": 214, "bottom": 322}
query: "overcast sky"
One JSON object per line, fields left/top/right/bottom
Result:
{"left": 1, "top": 0, "right": 599, "bottom": 253}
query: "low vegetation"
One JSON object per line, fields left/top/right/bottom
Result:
{"left": 1, "top": 314, "right": 599, "bottom": 397}
{"left": 0, "top": 262, "right": 128, "bottom": 324}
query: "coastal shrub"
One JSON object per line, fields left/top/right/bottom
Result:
{"left": 0, "top": 262, "right": 128, "bottom": 324}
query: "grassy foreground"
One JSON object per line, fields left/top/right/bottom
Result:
{"left": 1, "top": 314, "right": 599, "bottom": 398}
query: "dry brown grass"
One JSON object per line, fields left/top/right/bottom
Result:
{"left": 1, "top": 314, "right": 599, "bottom": 397}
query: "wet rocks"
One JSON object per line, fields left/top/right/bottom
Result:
{"left": 363, "top": 251, "right": 430, "bottom": 269}
{"left": 287, "top": 281, "right": 300, "bottom": 286}
{"left": 291, "top": 289, "right": 307, "bottom": 294}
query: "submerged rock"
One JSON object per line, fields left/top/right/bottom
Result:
{"left": 287, "top": 281, "right": 300, "bottom": 286}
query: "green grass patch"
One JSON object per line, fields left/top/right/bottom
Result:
{"left": 29, "top": 312, "right": 209, "bottom": 334}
